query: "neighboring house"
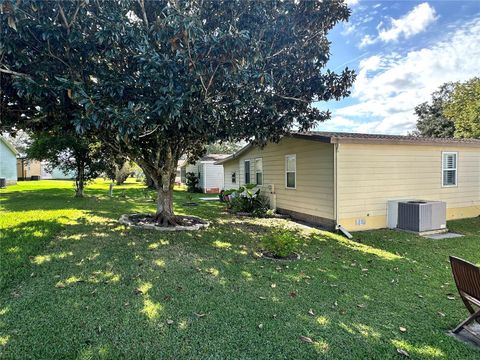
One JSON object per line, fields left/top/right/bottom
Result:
{"left": 0, "top": 136, "right": 18, "bottom": 185}
{"left": 180, "top": 154, "right": 230, "bottom": 193}
{"left": 216, "top": 132, "right": 480, "bottom": 231}
{"left": 17, "top": 158, "right": 75, "bottom": 180}
{"left": 17, "top": 158, "right": 42, "bottom": 180}
{"left": 40, "top": 164, "right": 75, "bottom": 180}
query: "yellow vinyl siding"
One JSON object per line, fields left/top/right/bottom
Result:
{"left": 223, "top": 161, "right": 240, "bottom": 189}
{"left": 337, "top": 143, "right": 480, "bottom": 231}
{"left": 223, "top": 137, "right": 335, "bottom": 220}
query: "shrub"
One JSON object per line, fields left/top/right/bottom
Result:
{"left": 186, "top": 172, "right": 201, "bottom": 193}
{"left": 261, "top": 229, "right": 299, "bottom": 258}
{"left": 223, "top": 184, "right": 269, "bottom": 215}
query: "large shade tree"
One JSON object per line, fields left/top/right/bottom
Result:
{"left": 413, "top": 83, "right": 456, "bottom": 138}
{"left": 1, "top": 0, "right": 355, "bottom": 225}
{"left": 444, "top": 78, "right": 480, "bottom": 139}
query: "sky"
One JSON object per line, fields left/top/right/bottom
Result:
{"left": 314, "top": 0, "right": 480, "bottom": 135}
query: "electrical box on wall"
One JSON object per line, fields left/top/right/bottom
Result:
{"left": 355, "top": 218, "right": 366, "bottom": 226}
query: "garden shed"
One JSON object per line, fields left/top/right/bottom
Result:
{"left": 180, "top": 154, "right": 230, "bottom": 193}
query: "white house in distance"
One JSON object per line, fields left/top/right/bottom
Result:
{"left": 216, "top": 131, "right": 480, "bottom": 232}
{"left": 180, "top": 154, "right": 230, "bottom": 193}
{"left": 0, "top": 136, "right": 18, "bottom": 185}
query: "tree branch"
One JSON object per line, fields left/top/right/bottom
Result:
{"left": 0, "top": 67, "right": 30, "bottom": 77}
{"left": 275, "top": 94, "right": 310, "bottom": 103}
{"left": 137, "top": 0, "right": 149, "bottom": 30}
{"left": 57, "top": 4, "right": 70, "bottom": 33}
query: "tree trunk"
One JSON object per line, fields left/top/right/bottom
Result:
{"left": 75, "top": 162, "right": 85, "bottom": 197}
{"left": 152, "top": 163, "right": 180, "bottom": 226}
{"left": 144, "top": 172, "right": 155, "bottom": 189}
{"left": 155, "top": 186, "right": 178, "bottom": 226}
{"left": 136, "top": 144, "right": 182, "bottom": 226}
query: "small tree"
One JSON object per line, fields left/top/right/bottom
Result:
{"left": 444, "top": 78, "right": 480, "bottom": 139}
{"left": 27, "top": 133, "right": 107, "bottom": 197}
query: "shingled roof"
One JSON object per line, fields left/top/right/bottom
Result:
{"left": 292, "top": 131, "right": 480, "bottom": 145}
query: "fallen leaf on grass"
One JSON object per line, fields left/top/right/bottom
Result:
{"left": 166, "top": 319, "right": 174, "bottom": 325}
{"left": 357, "top": 304, "right": 365, "bottom": 308}
{"left": 438, "top": 312, "right": 445, "bottom": 317}
{"left": 399, "top": 327, "right": 407, "bottom": 332}
{"left": 447, "top": 295, "right": 455, "bottom": 300}
{"left": 397, "top": 348, "right": 410, "bottom": 357}
{"left": 290, "top": 291, "right": 297, "bottom": 298}
{"left": 195, "top": 313, "right": 206, "bottom": 318}
{"left": 308, "top": 309, "right": 315, "bottom": 316}
{"left": 300, "top": 335, "right": 314, "bottom": 344}
{"left": 270, "top": 283, "right": 276, "bottom": 288}
{"left": 259, "top": 296, "right": 266, "bottom": 300}
{"left": 258, "top": 323, "right": 263, "bottom": 329}
{"left": 55, "top": 283, "right": 65, "bottom": 289}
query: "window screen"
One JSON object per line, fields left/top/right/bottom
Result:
{"left": 442, "top": 152, "right": 457, "bottom": 186}
{"left": 285, "top": 155, "right": 296, "bottom": 188}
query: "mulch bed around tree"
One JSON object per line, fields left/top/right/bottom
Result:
{"left": 119, "top": 214, "right": 209, "bottom": 231}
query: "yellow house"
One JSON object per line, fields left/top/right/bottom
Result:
{"left": 216, "top": 132, "right": 480, "bottom": 232}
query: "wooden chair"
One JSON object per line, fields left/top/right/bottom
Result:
{"left": 449, "top": 256, "right": 480, "bottom": 337}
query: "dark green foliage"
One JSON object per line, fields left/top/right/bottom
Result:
{"left": 185, "top": 172, "right": 201, "bottom": 193}
{"left": 261, "top": 228, "right": 300, "bottom": 258}
{"left": 0, "top": 0, "right": 355, "bottom": 222}
{"left": 413, "top": 83, "right": 456, "bottom": 138}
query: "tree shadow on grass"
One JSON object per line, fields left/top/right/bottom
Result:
{"left": 1, "top": 194, "right": 479, "bottom": 358}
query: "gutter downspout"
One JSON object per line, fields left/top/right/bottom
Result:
{"left": 333, "top": 142, "right": 353, "bottom": 239}
{"left": 333, "top": 142, "right": 338, "bottom": 228}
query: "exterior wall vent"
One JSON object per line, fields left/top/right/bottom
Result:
{"left": 0, "top": 177, "right": 6, "bottom": 188}
{"left": 397, "top": 200, "right": 447, "bottom": 232}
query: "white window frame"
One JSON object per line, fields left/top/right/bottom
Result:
{"left": 285, "top": 154, "right": 296, "bottom": 189}
{"left": 442, "top": 151, "right": 458, "bottom": 188}
{"left": 244, "top": 160, "right": 251, "bottom": 184}
{"left": 254, "top": 158, "right": 263, "bottom": 185}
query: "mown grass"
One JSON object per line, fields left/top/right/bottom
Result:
{"left": 1, "top": 179, "right": 479, "bottom": 359}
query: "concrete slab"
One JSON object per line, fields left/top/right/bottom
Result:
{"left": 424, "top": 232, "right": 464, "bottom": 240}
{"left": 448, "top": 323, "right": 480, "bottom": 348}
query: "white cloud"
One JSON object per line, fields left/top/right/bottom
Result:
{"left": 359, "top": 34, "right": 376, "bottom": 48}
{"left": 345, "top": 0, "right": 360, "bottom": 7}
{"left": 330, "top": 18, "right": 480, "bottom": 134}
{"left": 359, "top": 2, "right": 437, "bottom": 48}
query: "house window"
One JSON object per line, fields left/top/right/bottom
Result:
{"left": 231, "top": 172, "right": 236, "bottom": 184}
{"left": 255, "top": 158, "right": 263, "bottom": 185}
{"left": 285, "top": 154, "right": 296, "bottom": 189}
{"left": 244, "top": 160, "right": 250, "bottom": 184}
{"left": 442, "top": 152, "right": 457, "bottom": 187}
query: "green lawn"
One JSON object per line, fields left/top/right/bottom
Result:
{"left": 1, "top": 180, "right": 479, "bottom": 359}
